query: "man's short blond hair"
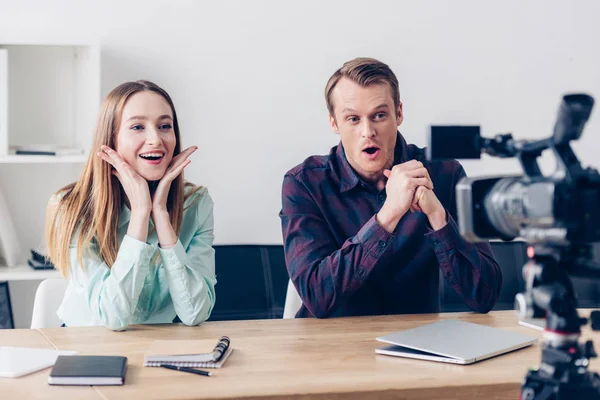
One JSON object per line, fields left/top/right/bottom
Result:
{"left": 325, "top": 57, "right": 400, "bottom": 119}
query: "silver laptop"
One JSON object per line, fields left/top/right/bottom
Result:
{"left": 375, "top": 319, "right": 538, "bottom": 365}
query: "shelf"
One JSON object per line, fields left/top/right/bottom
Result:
{"left": 0, "top": 265, "right": 61, "bottom": 281}
{"left": 0, "top": 43, "right": 100, "bottom": 158}
{"left": 0, "top": 154, "right": 87, "bottom": 163}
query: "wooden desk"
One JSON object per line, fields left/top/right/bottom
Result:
{"left": 4, "top": 311, "right": 600, "bottom": 399}
{"left": 0, "top": 329, "right": 100, "bottom": 399}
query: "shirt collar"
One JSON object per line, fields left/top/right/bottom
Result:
{"left": 337, "top": 131, "right": 410, "bottom": 193}
{"left": 337, "top": 144, "right": 360, "bottom": 193}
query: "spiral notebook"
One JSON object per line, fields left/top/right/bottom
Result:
{"left": 143, "top": 336, "right": 232, "bottom": 368}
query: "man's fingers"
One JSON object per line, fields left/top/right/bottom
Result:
{"left": 393, "top": 160, "right": 423, "bottom": 172}
{"left": 424, "top": 169, "right": 433, "bottom": 187}
{"left": 404, "top": 167, "right": 431, "bottom": 180}
{"left": 406, "top": 170, "right": 433, "bottom": 189}
{"left": 388, "top": 167, "right": 433, "bottom": 188}
{"left": 389, "top": 163, "right": 433, "bottom": 188}
{"left": 412, "top": 193, "right": 423, "bottom": 211}
{"left": 383, "top": 169, "right": 392, "bottom": 178}
{"left": 412, "top": 177, "right": 433, "bottom": 190}
{"left": 411, "top": 187, "right": 425, "bottom": 213}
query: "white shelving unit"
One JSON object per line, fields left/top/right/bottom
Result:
{"left": 0, "top": 42, "right": 100, "bottom": 328}
{"left": 0, "top": 154, "right": 87, "bottom": 164}
{"left": 0, "top": 41, "right": 100, "bottom": 264}
{"left": 0, "top": 265, "right": 60, "bottom": 281}
{"left": 0, "top": 42, "right": 100, "bottom": 159}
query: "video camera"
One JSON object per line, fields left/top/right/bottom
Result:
{"left": 428, "top": 94, "right": 600, "bottom": 246}
{"left": 428, "top": 94, "right": 600, "bottom": 399}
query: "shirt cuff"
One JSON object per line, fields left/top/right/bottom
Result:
{"left": 355, "top": 215, "right": 394, "bottom": 258}
{"left": 424, "top": 212, "right": 464, "bottom": 254}
{"left": 111, "top": 235, "right": 156, "bottom": 278}
{"left": 158, "top": 239, "right": 187, "bottom": 269}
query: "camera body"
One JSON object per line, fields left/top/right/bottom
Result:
{"left": 428, "top": 94, "right": 600, "bottom": 246}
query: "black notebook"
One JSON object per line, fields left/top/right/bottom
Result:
{"left": 48, "top": 356, "right": 127, "bottom": 386}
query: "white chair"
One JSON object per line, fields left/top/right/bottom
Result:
{"left": 283, "top": 279, "right": 303, "bottom": 319}
{"left": 30, "top": 278, "right": 68, "bottom": 328}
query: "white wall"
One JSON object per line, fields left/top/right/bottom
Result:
{"left": 2, "top": 0, "right": 600, "bottom": 245}
{"left": 1, "top": 0, "right": 599, "bottom": 326}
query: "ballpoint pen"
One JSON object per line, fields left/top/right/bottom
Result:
{"left": 160, "top": 364, "right": 212, "bottom": 377}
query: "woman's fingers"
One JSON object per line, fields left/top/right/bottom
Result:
{"left": 170, "top": 146, "right": 197, "bottom": 167}
{"left": 100, "top": 146, "right": 128, "bottom": 173}
{"left": 96, "top": 151, "right": 115, "bottom": 168}
{"left": 98, "top": 146, "right": 141, "bottom": 181}
{"left": 169, "top": 146, "right": 197, "bottom": 171}
{"left": 152, "top": 159, "right": 191, "bottom": 210}
{"left": 165, "top": 159, "right": 191, "bottom": 181}
{"left": 180, "top": 145, "right": 198, "bottom": 158}
{"left": 161, "top": 146, "right": 197, "bottom": 181}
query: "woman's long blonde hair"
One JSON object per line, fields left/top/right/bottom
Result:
{"left": 46, "top": 80, "right": 198, "bottom": 277}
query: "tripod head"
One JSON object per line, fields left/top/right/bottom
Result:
{"left": 516, "top": 244, "right": 600, "bottom": 334}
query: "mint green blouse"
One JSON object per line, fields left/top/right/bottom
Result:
{"left": 56, "top": 187, "right": 216, "bottom": 330}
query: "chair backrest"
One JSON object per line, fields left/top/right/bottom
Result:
{"left": 215, "top": 241, "right": 600, "bottom": 320}
{"left": 283, "top": 280, "right": 302, "bottom": 319}
{"left": 211, "top": 245, "right": 289, "bottom": 321}
{"left": 442, "top": 241, "right": 600, "bottom": 311}
{"left": 30, "top": 278, "right": 68, "bottom": 329}
{"left": 441, "top": 241, "right": 528, "bottom": 312}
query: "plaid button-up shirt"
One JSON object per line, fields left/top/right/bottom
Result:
{"left": 280, "top": 132, "right": 502, "bottom": 318}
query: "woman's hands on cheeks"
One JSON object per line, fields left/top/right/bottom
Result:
{"left": 97, "top": 146, "right": 152, "bottom": 214}
{"left": 150, "top": 146, "right": 197, "bottom": 249}
{"left": 151, "top": 146, "right": 198, "bottom": 214}
{"left": 97, "top": 146, "right": 152, "bottom": 242}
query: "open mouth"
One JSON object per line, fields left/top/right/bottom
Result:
{"left": 139, "top": 152, "right": 165, "bottom": 163}
{"left": 363, "top": 146, "right": 381, "bottom": 157}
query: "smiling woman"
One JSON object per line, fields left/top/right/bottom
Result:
{"left": 44, "top": 80, "right": 217, "bottom": 331}
{"left": 113, "top": 91, "right": 177, "bottom": 182}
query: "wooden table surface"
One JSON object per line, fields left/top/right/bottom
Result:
{"left": 0, "top": 329, "right": 98, "bottom": 399}
{"left": 3, "top": 310, "right": 599, "bottom": 399}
